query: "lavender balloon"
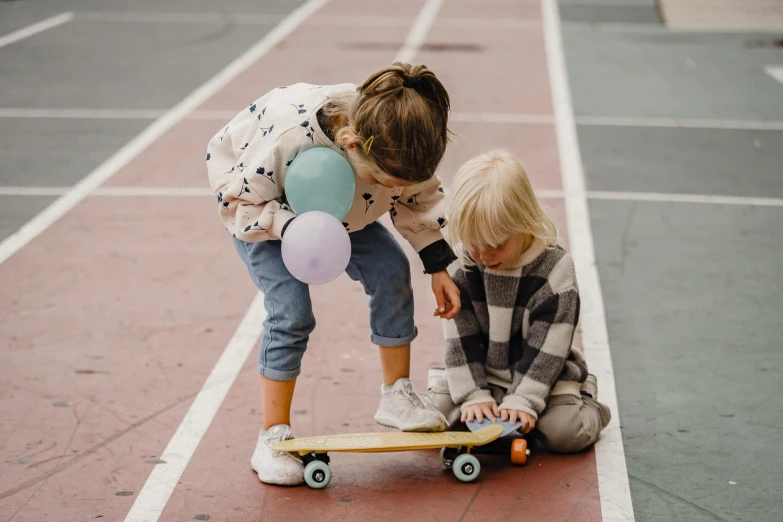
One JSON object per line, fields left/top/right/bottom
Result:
{"left": 281, "top": 211, "right": 351, "bottom": 285}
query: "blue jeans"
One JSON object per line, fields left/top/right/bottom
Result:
{"left": 233, "top": 221, "right": 418, "bottom": 381}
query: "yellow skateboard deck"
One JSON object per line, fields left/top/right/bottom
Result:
{"left": 273, "top": 425, "right": 510, "bottom": 488}
{"left": 272, "top": 424, "right": 503, "bottom": 455}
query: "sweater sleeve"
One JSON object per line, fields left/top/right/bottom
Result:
{"left": 442, "top": 266, "right": 494, "bottom": 409}
{"left": 392, "top": 175, "right": 449, "bottom": 253}
{"left": 499, "top": 287, "right": 581, "bottom": 419}
{"left": 206, "top": 101, "right": 297, "bottom": 242}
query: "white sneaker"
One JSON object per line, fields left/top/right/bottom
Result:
{"left": 250, "top": 424, "right": 304, "bottom": 486}
{"left": 375, "top": 378, "right": 447, "bottom": 432}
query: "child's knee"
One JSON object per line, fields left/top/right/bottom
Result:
{"left": 377, "top": 254, "right": 412, "bottom": 297}
{"left": 259, "top": 298, "right": 315, "bottom": 375}
{"left": 535, "top": 395, "right": 609, "bottom": 454}
{"left": 272, "top": 302, "right": 316, "bottom": 347}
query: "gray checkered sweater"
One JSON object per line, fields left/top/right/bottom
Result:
{"left": 443, "top": 239, "right": 588, "bottom": 419}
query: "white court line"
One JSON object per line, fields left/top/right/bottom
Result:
{"left": 6, "top": 109, "right": 783, "bottom": 132}
{"left": 6, "top": 108, "right": 783, "bottom": 132}
{"left": 0, "top": 0, "right": 327, "bottom": 268}
{"left": 766, "top": 66, "right": 783, "bottom": 86}
{"left": 0, "top": 186, "right": 212, "bottom": 197}
{"left": 0, "top": 186, "right": 213, "bottom": 197}
{"left": 0, "top": 12, "right": 73, "bottom": 49}
{"left": 536, "top": 189, "right": 783, "bottom": 206}
{"left": 4, "top": 186, "right": 783, "bottom": 207}
{"left": 451, "top": 112, "right": 555, "bottom": 124}
{"left": 587, "top": 191, "right": 783, "bottom": 207}
{"left": 92, "top": 187, "right": 214, "bottom": 197}
{"left": 125, "top": 294, "right": 266, "bottom": 522}
{"left": 121, "top": 1, "right": 329, "bottom": 520}
{"left": 75, "top": 11, "right": 284, "bottom": 25}
{"left": 542, "top": 0, "right": 635, "bottom": 521}
{"left": 0, "top": 108, "right": 166, "bottom": 120}
{"left": 395, "top": 0, "right": 446, "bottom": 63}
{"left": 72, "top": 11, "right": 537, "bottom": 30}
{"left": 563, "top": 21, "right": 783, "bottom": 33}
{"left": 454, "top": 113, "right": 783, "bottom": 130}
{"left": 576, "top": 116, "right": 783, "bottom": 131}
{"left": 0, "top": 108, "right": 229, "bottom": 120}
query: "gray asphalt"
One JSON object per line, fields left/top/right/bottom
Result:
{"left": 564, "top": 2, "right": 783, "bottom": 520}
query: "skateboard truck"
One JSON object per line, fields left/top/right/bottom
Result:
{"left": 463, "top": 419, "right": 531, "bottom": 466}
{"left": 300, "top": 453, "right": 331, "bottom": 488}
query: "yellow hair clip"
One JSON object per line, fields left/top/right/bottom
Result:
{"left": 362, "top": 135, "right": 375, "bottom": 156}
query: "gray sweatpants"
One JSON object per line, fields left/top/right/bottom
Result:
{"left": 427, "top": 374, "right": 611, "bottom": 454}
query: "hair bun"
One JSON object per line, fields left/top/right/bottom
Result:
{"left": 402, "top": 76, "right": 421, "bottom": 89}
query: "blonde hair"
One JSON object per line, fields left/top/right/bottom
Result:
{"left": 447, "top": 150, "right": 558, "bottom": 263}
{"left": 322, "top": 62, "right": 450, "bottom": 183}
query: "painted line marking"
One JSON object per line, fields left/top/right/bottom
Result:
{"left": 585, "top": 190, "right": 783, "bottom": 207}
{"left": 576, "top": 116, "right": 783, "bottom": 131}
{"left": 0, "top": 108, "right": 166, "bottom": 120}
{"left": 542, "top": 0, "right": 635, "bottom": 520}
{"left": 451, "top": 112, "right": 556, "bottom": 124}
{"left": 7, "top": 108, "right": 783, "bottom": 132}
{"left": 395, "top": 0, "right": 446, "bottom": 63}
{"left": 4, "top": 186, "right": 782, "bottom": 207}
{"left": 766, "top": 66, "right": 783, "bottom": 86}
{"left": 71, "top": 11, "right": 538, "bottom": 29}
{"left": 0, "top": 12, "right": 73, "bottom": 49}
{"left": 74, "top": 11, "right": 284, "bottom": 25}
{"left": 563, "top": 21, "right": 783, "bottom": 33}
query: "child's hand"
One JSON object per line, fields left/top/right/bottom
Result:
{"left": 431, "top": 271, "right": 461, "bottom": 319}
{"left": 461, "top": 401, "right": 500, "bottom": 423}
{"left": 500, "top": 408, "right": 536, "bottom": 434}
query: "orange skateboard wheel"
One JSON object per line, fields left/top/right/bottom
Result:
{"left": 510, "top": 438, "right": 528, "bottom": 465}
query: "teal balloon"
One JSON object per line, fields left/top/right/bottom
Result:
{"left": 285, "top": 147, "right": 355, "bottom": 221}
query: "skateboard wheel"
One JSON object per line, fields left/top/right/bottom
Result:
{"left": 440, "top": 448, "right": 454, "bottom": 469}
{"left": 452, "top": 454, "right": 480, "bottom": 482}
{"left": 511, "top": 438, "right": 528, "bottom": 465}
{"left": 304, "top": 460, "right": 331, "bottom": 489}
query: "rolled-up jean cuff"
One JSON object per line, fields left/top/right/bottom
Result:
{"left": 258, "top": 363, "right": 300, "bottom": 381}
{"left": 371, "top": 326, "right": 418, "bottom": 347}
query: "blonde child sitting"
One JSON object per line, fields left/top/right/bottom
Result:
{"left": 428, "top": 150, "right": 611, "bottom": 453}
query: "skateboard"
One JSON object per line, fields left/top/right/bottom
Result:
{"left": 461, "top": 418, "right": 529, "bottom": 466}
{"left": 273, "top": 424, "right": 505, "bottom": 489}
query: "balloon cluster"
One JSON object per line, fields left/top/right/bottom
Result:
{"left": 282, "top": 148, "right": 355, "bottom": 284}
